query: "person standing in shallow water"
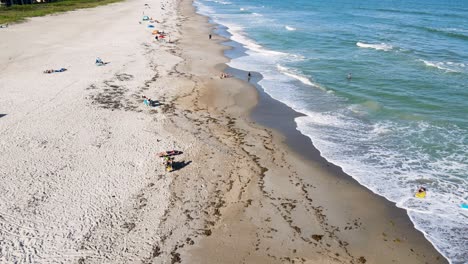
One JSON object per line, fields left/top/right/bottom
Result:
{"left": 248, "top": 72, "right": 251, "bottom": 82}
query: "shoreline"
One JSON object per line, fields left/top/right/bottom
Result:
{"left": 184, "top": 0, "right": 449, "bottom": 263}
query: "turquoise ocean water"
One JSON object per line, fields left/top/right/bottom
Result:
{"left": 194, "top": 0, "right": 468, "bottom": 262}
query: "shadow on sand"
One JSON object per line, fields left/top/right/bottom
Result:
{"left": 172, "top": 161, "right": 192, "bottom": 172}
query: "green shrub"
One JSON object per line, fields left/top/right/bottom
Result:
{"left": 0, "top": 0, "right": 124, "bottom": 24}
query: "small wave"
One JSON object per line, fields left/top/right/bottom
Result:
{"left": 223, "top": 22, "right": 292, "bottom": 58}
{"left": 410, "top": 25, "right": 468, "bottom": 41}
{"left": 420, "top": 60, "right": 465, "bottom": 73}
{"left": 356, "top": 42, "right": 393, "bottom": 51}
{"left": 285, "top": 25, "right": 296, "bottom": 31}
{"left": 374, "top": 8, "right": 433, "bottom": 16}
{"left": 214, "top": 0, "right": 231, "bottom": 4}
{"left": 252, "top": 12, "right": 262, "bottom": 16}
{"left": 276, "top": 64, "right": 326, "bottom": 91}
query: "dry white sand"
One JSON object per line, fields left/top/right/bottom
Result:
{"left": 0, "top": 0, "right": 184, "bottom": 262}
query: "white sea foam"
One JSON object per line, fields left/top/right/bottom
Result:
{"left": 223, "top": 22, "right": 291, "bottom": 57}
{"left": 420, "top": 59, "right": 465, "bottom": 73}
{"left": 277, "top": 65, "right": 312, "bottom": 85}
{"left": 276, "top": 64, "right": 328, "bottom": 92}
{"left": 356, "top": 42, "right": 393, "bottom": 51}
{"left": 214, "top": 0, "right": 231, "bottom": 4}
{"left": 285, "top": 25, "right": 296, "bottom": 31}
{"left": 194, "top": 0, "right": 216, "bottom": 16}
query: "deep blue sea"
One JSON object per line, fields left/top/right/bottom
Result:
{"left": 194, "top": 0, "right": 468, "bottom": 262}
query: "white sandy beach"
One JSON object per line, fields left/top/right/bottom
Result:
{"left": 0, "top": 0, "right": 184, "bottom": 262}
{"left": 0, "top": 0, "right": 447, "bottom": 263}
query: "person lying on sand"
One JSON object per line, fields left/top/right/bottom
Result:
{"left": 220, "top": 73, "right": 232, "bottom": 79}
{"left": 43, "top": 68, "right": 67, "bottom": 74}
{"left": 95, "top": 58, "right": 109, "bottom": 66}
{"left": 157, "top": 150, "right": 182, "bottom": 157}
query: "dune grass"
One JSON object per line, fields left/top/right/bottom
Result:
{"left": 0, "top": 0, "right": 124, "bottom": 24}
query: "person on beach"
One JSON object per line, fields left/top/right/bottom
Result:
{"left": 248, "top": 72, "right": 251, "bottom": 81}
{"left": 220, "top": 73, "right": 232, "bottom": 79}
{"left": 164, "top": 156, "right": 174, "bottom": 172}
{"left": 43, "top": 68, "right": 67, "bottom": 74}
{"left": 209, "top": 34, "right": 212, "bottom": 39}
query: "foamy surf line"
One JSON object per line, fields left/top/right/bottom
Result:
{"left": 276, "top": 64, "right": 327, "bottom": 91}
{"left": 419, "top": 59, "right": 466, "bottom": 73}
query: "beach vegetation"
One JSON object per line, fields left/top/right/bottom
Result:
{"left": 0, "top": 0, "right": 124, "bottom": 24}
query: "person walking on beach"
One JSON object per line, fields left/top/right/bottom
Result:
{"left": 248, "top": 72, "right": 252, "bottom": 81}
{"left": 209, "top": 34, "right": 212, "bottom": 39}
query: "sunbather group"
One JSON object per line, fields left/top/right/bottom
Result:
{"left": 43, "top": 57, "right": 109, "bottom": 74}
{"left": 158, "top": 150, "right": 182, "bottom": 172}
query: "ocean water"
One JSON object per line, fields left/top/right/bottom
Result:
{"left": 193, "top": 0, "right": 468, "bottom": 263}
